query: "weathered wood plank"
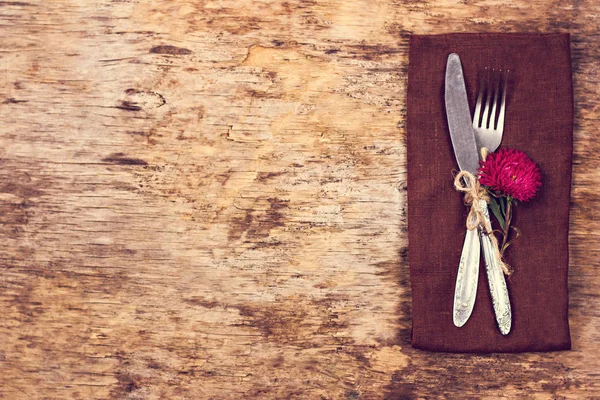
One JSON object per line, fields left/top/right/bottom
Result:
{"left": 0, "top": 0, "right": 598, "bottom": 398}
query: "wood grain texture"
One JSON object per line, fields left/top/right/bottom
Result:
{"left": 0, "top": 1, "right": 598, "bottom": 399}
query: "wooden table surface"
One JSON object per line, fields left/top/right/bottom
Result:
{"left": 1, "top": 1, "right": 599, "bottom": 399}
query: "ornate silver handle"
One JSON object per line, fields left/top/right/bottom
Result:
{"left": 479, "top": 199, "right": 512, "bottom": 335}
{"left": 453, "top": 221, "right": 480, "bottom": 327}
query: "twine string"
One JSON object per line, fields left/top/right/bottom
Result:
{"left": 453, "top": 171, "right": 513, "bottom": 276}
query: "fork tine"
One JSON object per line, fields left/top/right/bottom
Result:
{"left": 473, "top": 69, "right": 485, "bottom": 129}
{"left": 472, "top": 66, "right": 507, "bottom": 153}
{"left": 481, "top": 68, "right": 492, "bottom": 129}
{"left": 489, "top": 69, "right": 500, "bottom": 130}
{"left": 496, "top": 70, "right": 508, "bottom": 134}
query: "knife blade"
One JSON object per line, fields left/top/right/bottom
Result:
{"left": 445, "top": 54, "right": 479, "bottom": 175}
{"left": 445, "top": 53, "right": 480, "bottom": 328}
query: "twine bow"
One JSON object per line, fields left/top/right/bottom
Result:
{"left": 453, "top": 171, "right": 489, "bottom": 231}
{"left": 453, "top": 170, "right": 513, "bottom": 276}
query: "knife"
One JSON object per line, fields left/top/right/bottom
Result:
{"left": 445, "top": 53, "right": 481, "bottom": 328}
{"left": 445, "top": 53, "right": 512, "bottom": 335}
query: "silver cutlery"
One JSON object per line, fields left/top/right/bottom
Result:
{"left": 445, "top": 54, "right": 482, "bottom": 329}
{"left": 473, "top": 68, "right": 511, "bottom": 335}
{"left": 473, "top": 68, "right": 507, "bottom": 152}
{"left": 445, "top": 54, "right": 512, "bottom": 335}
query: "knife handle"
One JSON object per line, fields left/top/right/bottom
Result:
{"left": 453, "top": 225, "right": 480, "bottom": 328}
{"left": 478, "top": 199, "right": 512, "bottom": 335}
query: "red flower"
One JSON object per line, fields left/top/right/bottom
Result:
{"left": 478, "top": 148, "right": 542, "bottom": 202}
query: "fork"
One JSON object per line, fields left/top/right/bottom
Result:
{"left": 473, "top": 68, "right": 508, "bottom": 152}
{"left": 473, "top": 68, "right": 512, "bottom": 335}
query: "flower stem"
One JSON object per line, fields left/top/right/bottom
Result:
{"left": 500, "top": 197, "right": 513, "bottom": 255}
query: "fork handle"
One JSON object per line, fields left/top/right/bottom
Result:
{"left": 478, "top": 199, "right": 512, "bottom": 335}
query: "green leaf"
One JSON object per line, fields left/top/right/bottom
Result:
{"left": 488, "top": 196, "right": 505, "bottom": 229}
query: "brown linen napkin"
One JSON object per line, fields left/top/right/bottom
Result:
{"left": 407, "top": 33, "right": 572, "bottom": 353}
